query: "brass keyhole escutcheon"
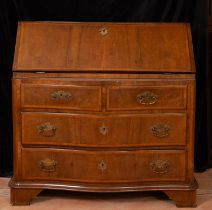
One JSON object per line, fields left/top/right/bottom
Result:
{"left": 98, "top": 160, "right": 107, "bottom": 173}
{"left": 99, "top": 125, "right": 108, "bottom": 136}
{"left": 99, "top": 27, "right": 108, "bottom": 36}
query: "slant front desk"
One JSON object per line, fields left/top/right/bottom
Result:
{"left": 10, "top": 22, "right": 197, "bottom": 207}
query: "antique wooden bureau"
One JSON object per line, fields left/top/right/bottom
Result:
{"left": 10, "top": 21, "right": 197, "bottom": 207}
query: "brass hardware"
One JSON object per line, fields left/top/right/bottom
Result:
{"left": 151, "top": 123, "right": 170, "bottom": 138}
{"left": 99, "top": 27, "right": 108, "bottom": 36}
{"left": 150, "top": 160, "right": 170, "bottom": 174}
{"left": 99, "top": 125, "right": 108, "bottom": 136}
{"left": 137, "top": 91, "right": 158, "bottom": 105}
{"left": 98, "top": 160, "right": 107, "bottom": 172}
{"left": 39, "top": 158, "right": 57, "bottom": 172}
{"left": 51, "top": 90, "right": 72, "bottom": 101}
{"left": 37, "top": 122, "right": 56, "bottom": 137}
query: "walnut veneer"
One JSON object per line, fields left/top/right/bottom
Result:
{"left": 10, "top": 22, "right": 197, "bottom": 207}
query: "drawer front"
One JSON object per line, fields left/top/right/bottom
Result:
{"left": 107, "top": 85, "right": 187, "bottom": 110}
{"left": 22, "top": 112, "right": 187, "bottom": 147}
{"left": 22, "top": 149, "right": 186, "bottom": 182}
{"left": 21, "top": 84, "right": 101, "bottom": 111}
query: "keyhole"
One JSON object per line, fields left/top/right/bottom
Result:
{"left": 99, "top": 27, "right": 108, "bottom": 36}
{"left": 99, "top": 125, "right": 108, "bottom": 135}
{"left": 98, "top": 160, "right": 107, "bottom": 172}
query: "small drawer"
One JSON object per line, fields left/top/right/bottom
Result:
{"left": 21, "top": 149, "right": 186, "bottom": 182}
{"left": 107, "top": 85, "right": 187, "bottom": 110}
{"left": 21, "top": 84, "right": 101, "bottom": 111}
{"left": 22, "top": 112, "right": 187, "bottom": 147}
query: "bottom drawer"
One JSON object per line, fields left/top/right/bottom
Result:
{"left": 21, "top": 149, "right": 186, "bottom": 183}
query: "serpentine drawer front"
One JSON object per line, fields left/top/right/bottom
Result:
{"left": 21, "top": 149, "right": 186, "bottom": 182}
{"left": 10, "top": 22, "right": 197, "bottom": 207}
{"left": 22, "top": 112, "right": 187, "bottom": 147}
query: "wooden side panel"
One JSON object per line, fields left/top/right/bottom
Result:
{"left": 12, "top": 79, "right": 22, "bottom": 179}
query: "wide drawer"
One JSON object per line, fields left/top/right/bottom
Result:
{"left": 21, "top": 84, "right": 101, "bottom": 111}
{"left": 21, "top": 149, "right": 186, "bottom": 182}
{"left": 22, "top": 112, "right": 187, "bottom": 147}
{"left": 107, "top": 85, "right": 187, "bottom": 110}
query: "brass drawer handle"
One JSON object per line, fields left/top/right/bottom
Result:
{"left": 99, "top": 125, "right": 108, "bottom": 135}
{"left": 51, "top": 90, "right": 72, "bottom": 101}
{"left": 37, "top": 122, "right": 56, "bottom": 137}
{"left": 39, "top": 158, "right": 57, "bottom": 172}
{"left": 98, "top": 160, "right": 107, "bottom": 172}
{"left": 150, "top": 160, "right": 170, "bottom": 174}
{"left": 99, "top": 27, "right": 108, "bottom": 36}
{"left": 137, "top": 91, "right": 158, "bottom": 105}
{"left": 151, "top": 123, "right": 170, "bottom": 138}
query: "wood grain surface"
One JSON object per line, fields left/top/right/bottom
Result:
{"left": 10, "top": 22, "right": 197, "bottom": 207}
